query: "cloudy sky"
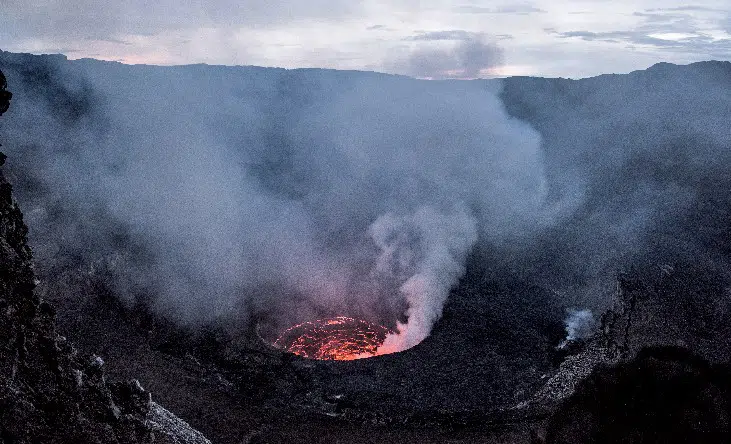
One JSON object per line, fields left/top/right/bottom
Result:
{"left": 2, "top": 0, "right": 731, "bottom": 78}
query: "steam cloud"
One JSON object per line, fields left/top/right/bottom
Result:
{"left": 2, "top": 53, "right": 730, "bottom": 354}
{"left": 0, "top": 52, "right": 547, "bottom": 351}
{"left": 370, "top": 205, "right": 477, "bottom": 352}
{"left": 559, "top": 309, "right": 596, "bottom": 348}
{"left": 388, "top": 34, "right": 504, "bottom": 79}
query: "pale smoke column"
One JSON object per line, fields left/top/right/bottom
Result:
{"left": 371, "top": 205, "right": 478, "bottom": 354}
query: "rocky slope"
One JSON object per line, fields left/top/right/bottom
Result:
{"left": 0, "top": 68, "right": 211, "bottom": 444}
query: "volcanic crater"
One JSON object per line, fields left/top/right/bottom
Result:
{"left": 2, "top": 54, "right": 731, "bottom": 443}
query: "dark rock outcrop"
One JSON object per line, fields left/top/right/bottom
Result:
{"left": 0, "top": 69, "right": 210, "bottom": 444}
{"left": 545, "top": 346, "right": 731, "bottom": 443}
{"left": 531, "top": 266, "right": 731, "bottom": 442}
{"left": 0, "top": 70, "right": 10, "bottom": 116}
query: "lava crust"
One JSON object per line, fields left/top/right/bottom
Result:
{"left": 274, "top": 317, "right": 391, "bottom": 361}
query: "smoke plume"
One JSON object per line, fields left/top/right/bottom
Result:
{"left": 371, "top": 205, "right": 477, "bottom": 352}
{"left": 558, "top": 309, "right": 596, "bottom": 348}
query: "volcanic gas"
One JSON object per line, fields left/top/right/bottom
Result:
{"left": 274, "top": 317, "right": 391, "bottom": 361}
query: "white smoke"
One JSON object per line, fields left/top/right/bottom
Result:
{"left": 370, "top": 205, "right": 478, "bottom": 353}
{"left": 559, "top": 309, "right": 596, "bottom": 348}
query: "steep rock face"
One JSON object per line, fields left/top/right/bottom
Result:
{"left": 0, "top": 69, "right": 210, "bottom": 444}
{"left": 531, "top": 261, "right": 731, "bottom": 410}
{"left": 0, "top": 71, "right": 10, "bottom": 116}
{"left": 545, "top": 346, "right": 731, "bottom": 443}
{"left": 527, "top": 266, "right": 731, "bottom": 443}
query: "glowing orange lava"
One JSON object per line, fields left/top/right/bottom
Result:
{"left": 274, "top": 316, "right": 391, "bottom": 361}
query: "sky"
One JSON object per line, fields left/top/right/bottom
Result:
{"left": 2, "top": 1, "right": 731, "bottom": 78}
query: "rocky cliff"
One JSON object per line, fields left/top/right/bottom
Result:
{"left": 0, "top": 68, "right": 211, "bottom": 444}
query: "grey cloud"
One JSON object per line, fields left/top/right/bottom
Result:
{"left": 556, "top": 29, "right": 731, "bottom": 55}
{"left": 405, "top": 30, "right": 512, "bottom": 42}
{"left": 632, "top": 11, "right": 697, "bottom": 27}
{"left": 92, "top": 38, "right": 134, "bottom": 46}
{"left": 454, "top": 3, "right": 546, "bottom": 15}
{"left": 557, "top": 30, "right": 678, "bottom": 46}
{"left": 645, "top": 6, "right": 722, "bottom": 12}
{"left": 558, "top": 31, "right": 602, "bottom": 39}
{"left": 405, "top": 30, "right": 484, "bottom": 41}
{"left": 386, "top": 36, "right": 503, "bottom": 79}
{"left": 553, "top": 9, "right": 731, "bottom": 58}
{"left": 1, "top": 0, "right": 362, "bottom": 43}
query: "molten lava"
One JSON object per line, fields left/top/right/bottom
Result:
{"left": 274, "top": 316, "right": 391, "bottom": 361}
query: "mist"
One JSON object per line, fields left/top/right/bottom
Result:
{"left": 498, "top": 61, "right": 731, "bottom": 310}
{"left": 0, "top": 52, "right": 552, "bottom": 351}
{"left": 1, "top": 52, "right": 729, "bottom": 352}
